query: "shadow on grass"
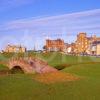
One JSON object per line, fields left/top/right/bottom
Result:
{"left": 54, "top": 64, "right": 71, "bottom": 70}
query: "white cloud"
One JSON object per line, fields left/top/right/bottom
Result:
{"left": 0, "top": 9, "right": 100, "bottom": 50}
{"left": 0, "top": 9, "right": 100, "bottom": 33}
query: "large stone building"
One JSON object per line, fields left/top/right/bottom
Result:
{"left": 44, "top": 33, "right": 100, "bottom": 55}
{"left": 75, "top": 33, "right": 100, "bottom": 54}
{"left": 44, "top": 39, "right": 75, "bottom": 53}
{"left": 75, "top": 33, "right": 99, "bottom": 53}
{"left": 44, "top": 39, "right": 65, "bottom": 52}
{"left": 4, "top": 45, "right": 26, "bottom": 53}
{"left": 75, "top": 33, "right": 89, "bottom": 54}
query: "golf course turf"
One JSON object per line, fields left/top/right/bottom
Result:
{"left": 0, "top": 52, "right": 100, "bottom": 100}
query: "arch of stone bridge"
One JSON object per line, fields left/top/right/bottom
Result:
{"left": 10, "top": 66, "right": 24, "bottom": 73}
{"left": 8, "top": 58, "right": 35, "bottom": 73}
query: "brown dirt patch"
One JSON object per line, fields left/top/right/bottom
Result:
{"left": 0, "top": 70, "right": 9, "bottom": 77}
{"left": 33, "top": 71, "right": 79, "bottom": 84}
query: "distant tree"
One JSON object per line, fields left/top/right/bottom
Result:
{"left": 43, "top": 46, "right": 46, "bottom": 50}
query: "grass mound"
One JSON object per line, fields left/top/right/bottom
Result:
{"left": 34, "top": 72, "right": 79, "bottom": 84}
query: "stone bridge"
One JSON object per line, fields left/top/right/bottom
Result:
{"left": 7, "top": 57, "right": 57, "bottom": 74}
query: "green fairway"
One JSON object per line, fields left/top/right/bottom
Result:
{"left": 62, "top": 63, "right": 100, "bottom": 77}
{"left": 0, "top": 52, "right": 100, "bottom": 100}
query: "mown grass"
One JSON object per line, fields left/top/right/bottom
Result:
{"left": 0, "top": 64, "right": 9, "bottom": 70}
{"left": 0, "top": 52, "right": 100, "bottom": 100}
{"left": 62, "top": 63, "right": 100, "bottom": 77}
{"left": 0, "top": 69, "right": 100, "bottom": 100}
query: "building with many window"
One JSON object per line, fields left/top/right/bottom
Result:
{"left": 44, "top": 33, "right": 100, "bottom": 55}
{"left": 75, "top": 33, "right": 100, "bottom": 54}
{"left": 44, "top": 39, "right": 65, "bottom": 52}
{"left": 4, "top": 45, "right": 26, "bottom": 53}
{"left": 44, "top": 39, "right": 76, "bottom": 53}
{"left": 75, "top": 33, "right": 89, "bottom": 54}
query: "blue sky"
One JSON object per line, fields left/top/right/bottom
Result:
{"left": 0, "top": 0, "right": 100, "bottom": 50}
